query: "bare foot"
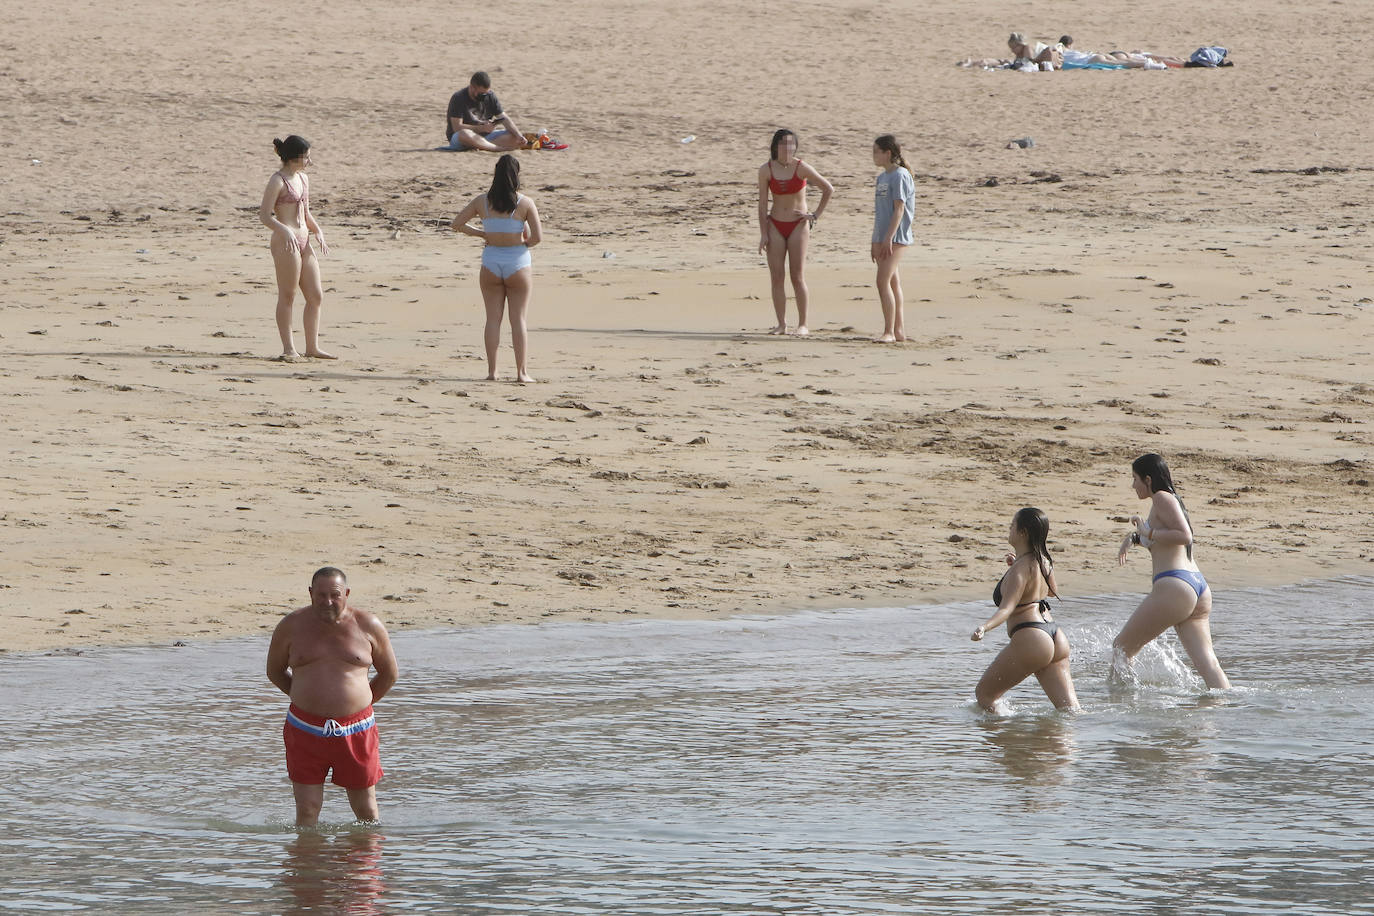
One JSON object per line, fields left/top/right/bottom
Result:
{"left": 516, "top": 373, "right": 536, "bottom": 384}
{"left": 792, "top": 325, "right": 810, "bottom": 337}
{"left": 275, "top": 352, "right": 300, "bottom": 362}
{"left": 304, "top": 349, "right": 337, "bottom": 360}
{"left": 894, "top": 331, "right": 907, "bottom": 341}
{"left": 872, "top": 334, "right": 896, "bottom": 343}
{"left": 485, "top": 373, "right": 498, "bottom": 381}
{"left": 767, "top": 325, "right": 787, "bottom": 335}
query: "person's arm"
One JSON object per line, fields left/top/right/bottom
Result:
{"left": 757, "top": 166, "right": 771, "bottom": 253}
{"left": 521, "top": 198, "right": 542, "bottom": 248}
{"left": 876, "top": 181, "right": 903, "bottom": 260}
{"left": 266, "top": 618, "right": 293, "bottom": 697}
{"left": 301, "top": 176, "right": 329, "bottom": 256}
{"left": 450, "top": 101, "right": 490, "bottom": 135}
{"left": 258, "top": 176, "right": 296, "bottom": 244}
{"left": 1139, "top": 493, "right": 1193, "bottom": 548}
{"left": 450, "top": 195, "right": 486, "bottom": 239}
{"left": 800, "top": 163, "right": 833, "bottom": 223}
{"left": 972, "top": 563, "right": 1029, "bottom": 640}
{"left": 365, "top": 614, "right": 398, "bottom": 704}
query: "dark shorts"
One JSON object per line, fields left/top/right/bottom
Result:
{"left": 283, "top": 703, "right": 383, "bottom": 789}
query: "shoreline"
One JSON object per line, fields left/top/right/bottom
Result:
{"left": 6, "top": 571, "right": 1371, "bottom": 657}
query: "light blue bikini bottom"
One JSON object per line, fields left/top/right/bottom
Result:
{"left": 1153, "top": 568, "right": 1208, "bottom": 598}
{"left": 481, "top": 244, "right": 531, "bottom": 279}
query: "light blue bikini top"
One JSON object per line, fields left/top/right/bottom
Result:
{"left": 483, "top": 194, "right": 525, "bottom": 233}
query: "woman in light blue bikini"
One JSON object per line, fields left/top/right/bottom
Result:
{"left": 451, "top": 154, "right": 542, "bottom": 382}
{"left": 1114, "top": 454, "right": 1231, "bottom": 688}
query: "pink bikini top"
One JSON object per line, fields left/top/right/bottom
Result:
{"left": 276, "top": 172, "right": 307, "bottom": 206}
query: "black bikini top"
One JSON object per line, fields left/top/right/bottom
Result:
{"left": 993, "top": 568, "right": 1053, "bottom": 618}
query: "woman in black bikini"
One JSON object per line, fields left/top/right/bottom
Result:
{"left": 756, "top": 129, "right": 833, "bottom": 336}
{"left": 259, "top": 135, "right": 332, "bottom": 360}
{"left": 971, "top": 507, "right": 1079, "bottom": 711}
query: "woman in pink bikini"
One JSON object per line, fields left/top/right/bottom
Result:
{"left": 757, "top": 129, "right": 833, "bottom": 336}
{"left": 259, "top": 135, "right": 333, "bottom": 360}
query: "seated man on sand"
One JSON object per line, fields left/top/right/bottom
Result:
{"left": 446, "top": 71, "right": 528, "bottom": 152}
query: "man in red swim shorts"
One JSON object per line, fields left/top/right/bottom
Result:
{"left": 267, "top": 566, "right": 399, "bottom": 826}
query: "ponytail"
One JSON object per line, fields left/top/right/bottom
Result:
{"left": 873, "top": 133, "right": 914, "bottom": 180}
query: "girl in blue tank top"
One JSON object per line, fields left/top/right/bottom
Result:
{"left": 870, "top": 134, "right": 916, "bottom": 343}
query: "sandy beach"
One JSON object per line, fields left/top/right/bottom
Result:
{"left": 3, "top": 0, "right": 1372, "bottom": 652}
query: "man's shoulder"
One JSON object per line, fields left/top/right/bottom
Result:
{"left": 347, "top": 605, "right": 389, "bottom": 635}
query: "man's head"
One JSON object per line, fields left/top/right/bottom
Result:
{"left": 468, "top": 71, "right": 492, "bottom": 99}
{"left": 309, "top": 566, "right": 349, "bottom": 619}
{"left": 1059, "top": 35, "right": 1074, "bottom": 48}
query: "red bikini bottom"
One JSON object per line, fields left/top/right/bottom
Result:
{"left": 769, "top": 217, "right": 805, "bottom": 240}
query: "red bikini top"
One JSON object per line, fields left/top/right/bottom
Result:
{"left": 768, "top": 159, "right": 807, "bottom": 195}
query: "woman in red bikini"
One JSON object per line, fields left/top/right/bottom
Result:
{"left": 757, "top": 129, "right": 833, "bottom": 336}
{"left": 259, "top": 135, "right": 333, "bottom": 360}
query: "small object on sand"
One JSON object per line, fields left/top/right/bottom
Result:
{"left": 681, "top": 135, "right": 695, "bottom": 143}
{"left": 982, "top": 177, "right": 1000, "bottom": 187}
{"left": 1007, "top": 137, "right": 1034, "bottom": 149}
{"left": 602, "top": 251, "right": 616, "bottom": 259}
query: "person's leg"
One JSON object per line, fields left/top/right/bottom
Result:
{"left": 297, "top": 247, "right": 334, "bottom": 359}
{"left": 292, "top": 782, "right": 325, "bottom": 827}
{"left": 1111, "top": 577, "right": 1198, "bottom": 678}
{"left": 888, "top": 245, "right": 906, "bottom": 340}
{"left": 345, "top": 786, "right": 380, "bottom": 823}
{"left": 786, "top": 222, "right": 811, "bottom": 335}
{"left": 453, "top": 128, "right": 504, "bottom": 152}
{"left": 765, "top": 224, "right": 788, "bottom": 333}
{"left": 272, "top": 235, "right": 303, "bottom": 357}
{"left": 873, "top": 252, "right": 899, "bottom": 342}
{"left": 1033, "top": 634, "right": 1079, "bottom": 709}
{"left": 479, "top": 268, "right": 507, "bottom": 380}
{"left": 976, "top": 634, "right": 1054, "bottom": 711}
{"left": 1173, "top": 589, "right": 1231, "bottom": 688}
{"left": 503, "top": 267, "right": 534, "bottom": 382}
{"left": 487, "top": 129, "right": 527, "bottom": 151}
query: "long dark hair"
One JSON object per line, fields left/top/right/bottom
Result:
{"left": 273, "top": 135, "right": 310, "bottom": 163}
{"left": 769, "top": 128, "right": 797, "bottom": 162}
{"left": 487, "top": 153, "right": 521, "bottom": 214}
{"left": 1013, "top": 507, "right": 1057, "bottom": 596}
{"left": 1132, "top": 453, "right": 1194, "bottom": 558}
{"left": 874, "top": 134, "right": 914, "bottom": 179}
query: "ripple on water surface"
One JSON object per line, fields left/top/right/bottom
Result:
{"left": 2, "top": 577, "right": 1372, "bottom": 914}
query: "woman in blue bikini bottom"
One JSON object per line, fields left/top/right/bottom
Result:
{"left": 450, "top": 154, "right": 543, "bottom": 383}
{"left": 1113, "top": 454, "right": 1231, "bottom": 688}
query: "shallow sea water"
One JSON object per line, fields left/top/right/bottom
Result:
{"left": 3, "top": 577, "right": 1373, "bottom": 915}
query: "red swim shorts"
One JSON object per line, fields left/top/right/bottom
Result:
{"left": 283, "top": 703, "right": 384, "bottom": 789}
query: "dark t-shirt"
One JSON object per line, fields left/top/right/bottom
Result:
{"left": 446, "top": 89, "right": 504, "bottom": 139}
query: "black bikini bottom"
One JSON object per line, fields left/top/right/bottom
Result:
{"left": 1010, "top": 620, "right": 1059, "bottom": 640}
